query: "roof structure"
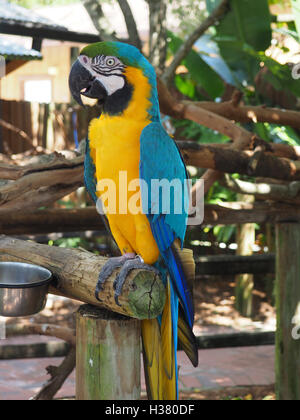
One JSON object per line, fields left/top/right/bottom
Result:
{"left": 0, "top": 0, "right": 66, "bottom": 31}
{"left": 0, "top": 0, "right": 101, "bottom": 44}
{"left": 0, "top": 37, "right": 42, "bottom": 61}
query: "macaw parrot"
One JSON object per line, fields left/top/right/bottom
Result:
{"left": 69, "top": 41, "right": 198, "bottom": 400}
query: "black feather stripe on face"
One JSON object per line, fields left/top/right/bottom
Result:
{"left": 91, "top": 55, "right": 125, "bottom": 76}
{"left": 103, "top": 81, "right": 134, "bottom": 116}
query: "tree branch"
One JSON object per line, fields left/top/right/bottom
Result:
{"left": 162, "top": 0, "right": 230, "bottom": 86}
{"left": 116, "top": 0, "right": 142, "bottom": 50}
{"left": 6, "top": 323, "right": 76, "bottom": 346}
{"left": 189, "top": 100, "right": 300, "bottom": 131}
{"left": 32, "top": 347, "right": 76, "bottom": 400}
{"left": 81, "top": 0, "right": 119, "bottom": 41}
{"left": 220, "top": 174, "right": 300, "bottom": 205}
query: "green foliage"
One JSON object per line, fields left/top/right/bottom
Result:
{"left": 212, "top": 0, "right": 272, "bottom": 82}
{"left": 8, "top": 0, "right": 78, "bottom": 7}
{"left": 291, "top": 0, "right": 300, "bottom": 36}
{"left": 48, "top": 236, "right": 89, "bottom": 249}
{"left": 174, "top": 119, "right": 229, "bottom": 143}
{"left": 168, "top": 31, "right": 225, "bottom": 99}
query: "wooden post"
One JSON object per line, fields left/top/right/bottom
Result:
{"left": 235, "top": 195, "right": 255, "bottom": 317}
{"left": 76, "top": 305, "right": 141, "bottom": 400}
{"left": 276, "top": 223, "right": 300, "bottom": 400}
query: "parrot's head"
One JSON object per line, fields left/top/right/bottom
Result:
{"left": 69, "top": 41, "right": 159, "bottom": 119}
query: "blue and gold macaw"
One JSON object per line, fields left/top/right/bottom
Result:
{"left": 69, "top": 42, "right": 198, "bottom": 400}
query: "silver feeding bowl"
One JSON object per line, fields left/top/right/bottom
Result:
{"left": 0, "top": 262, "right": 52, "bottom": 317}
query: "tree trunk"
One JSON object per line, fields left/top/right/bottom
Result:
{"left": 146, "top": 0, "right": 168, "bottom": 72}
{"left": 275, "top": 223, "right": 300, "bottom": 400}
{"left": 76, "top": 305, "right": 141, "bottom": 400}
{"left": 81, "top": 0, "right": 118, "bottom": 41}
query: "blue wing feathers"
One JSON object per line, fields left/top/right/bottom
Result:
{"left": 84, "top": 137, "right": 98, "bottom": 204}
{"left": 140, "top": 122, "right": 194, "bottom": 328}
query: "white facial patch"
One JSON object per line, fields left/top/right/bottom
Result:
{"left": 92, "top": 73, "right": 125, "bottom": 96}
{"left": 79, "top": 54, "right": 125, "bottom": 96}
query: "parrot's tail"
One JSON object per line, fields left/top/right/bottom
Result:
{"left": 141, "top": 245, "right": 198, "bottom": 400}
{"left": 142, "top": 280, "right": 178, "bottom": 400}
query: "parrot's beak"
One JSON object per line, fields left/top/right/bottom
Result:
{"left": 69, "top": 59, "right": 107, "bottom": 107}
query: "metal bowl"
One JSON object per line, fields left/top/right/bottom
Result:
{"left": 0, "top": 262, "right": 52, "bottom": 317}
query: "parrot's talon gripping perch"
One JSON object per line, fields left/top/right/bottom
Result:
{"left": 114, "top": 256, "right": 159, "bottom": 306}
{"left": 95, "top": 255, "right": 129, "bottom": 302}
{"left": 95, "top": 254, "right": 159, "bottom": 305}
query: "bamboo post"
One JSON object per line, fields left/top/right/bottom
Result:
{"left": 76, "top": 305, "right": 141, "bottom": 400}
{"left": 235, "top": 194, "right": 255, "bottom": 317}
{"left": 275, "top": 223, "right": 300, "bottom": 400}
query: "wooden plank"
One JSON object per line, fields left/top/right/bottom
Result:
{"left": 196, "top": 254, "right": 275, "bottom": 276}
{"left": 0, "top": 331, "right": 275, "bottom": 361}
{"left": 1, "top": 204, "right": 300, "bottom": 235}
{"left": 76, "top": 305, "right": 141, "bottom": 400}
{"left": 0, "top": 342, "right": 69, "bottom": 360}
{"left": 275, "top": 223, "right": 300, "bottom": 400}
{"left": 195, "top": 331, "right": 275, "bottom": 350}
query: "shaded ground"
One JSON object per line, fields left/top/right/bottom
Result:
{"left": 194, "top": 275, "right": 276, "bottom": 334}
{"left": 179, "top": 385, "right": 275, "bottom": 400}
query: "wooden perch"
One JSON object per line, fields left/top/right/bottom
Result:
{"left": 2, "top": 140, "right": 300, "bottom": 214}
{"left": 180, "top": 141, "right": 300, "bottom": 181}
{"left": 191, "top": 100, "right": 300, "bottom": 132}
{"left": 1, "top": 203, "right": 300, "bottom": 238}
{"left": 0, "top": 155, "right": 84, "bottom": 210}
{"left": 0, "top": 236, "right": 166, "bottom": 320}
{"left": 6, "top": 323, "right": 76, "bottom": 346}
{"left": 0, "top": 207, "right": 105, "bottom": 235}
{"left": 220, "top": 175, "right": 300, "bottom": 205}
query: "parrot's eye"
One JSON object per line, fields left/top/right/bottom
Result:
{"left": 106, "top": 58, "right": 116, "bottom": 67}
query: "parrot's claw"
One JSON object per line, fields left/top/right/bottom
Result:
{"left": 95, "top": 255, "right": 130, "bottom": 302}
{"left": 114, "top": 256, "right": 159, "bottom": 307}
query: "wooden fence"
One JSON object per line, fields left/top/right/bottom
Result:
{"left": 0, "top": 99, "right": 99, "bottom": 154}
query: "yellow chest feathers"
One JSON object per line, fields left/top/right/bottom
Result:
{"left": 88, "top": 66, "right": 152, "bottom": 180}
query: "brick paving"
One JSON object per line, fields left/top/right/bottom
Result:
{"left": 0, "top": 335, "right": 275, "bottom": 400}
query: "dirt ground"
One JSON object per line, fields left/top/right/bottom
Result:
{"left": 193, "top": 275, "right": 276, "bottom": 333}
{"left": 179, "top": 385, "right": 275, "bottom": 400}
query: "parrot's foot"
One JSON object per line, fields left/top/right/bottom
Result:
{"left": 95, "top": 254, "right": 159, "bottom": 305}
{"left": 95, "top": 254, "right": 134, "bottom": 302}
{"left": 114, "top": 256, "right": 159, "bottom": 307}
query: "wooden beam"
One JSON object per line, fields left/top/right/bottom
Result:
{"left": 196, "top": 254, "right": 275, "bottom": 276}
{"left": 0, "top": 236, "right": 166, "bottom": 321}
{"left": 0, "top": 22, "right": 101, "bottom": 44}
{"left": 2, "top": 203, "right": 300, "bottom": 236}
{"left": 5, "top": 60, "right": 28, "bottom": 75}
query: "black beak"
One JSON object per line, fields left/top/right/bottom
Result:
{"left": 69, "top": 59, "right": 108, "bottom": 107}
